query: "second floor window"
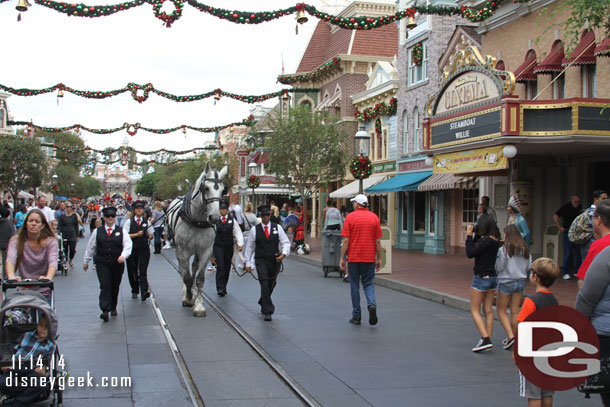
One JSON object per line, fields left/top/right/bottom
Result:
{"left": 582, "top": 65, "right": 596, "bottom": 98}
{"left": 413, "top": 107, "right": 420, "bottom": 152}
{"left": 402, "top": 110, "right": 408, "bottom": 155}
{"left": 408, "top": 41, "right": 428, "bottom": 86}
{"left": 552, "top": 72, "right": 565, "bottom": 100}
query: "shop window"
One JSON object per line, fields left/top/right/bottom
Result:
{"left": 552, "top": 72, "right": 565, "bottom": 99}
{"left": 525, "top": 81, "right": 538, "bottom": 100}
{"left": 462, "top": 189, "right": 479, "bottom": 224}
{"left": 414, "top": 192, "right": 425, "bottom": 232}
{"left": 413, "top": 107, "right": 420, "bottom": 152}
{"left": 582, "top": 65, "right": 596, "bottom": 98}
{"left": 429, "top": 193, "right": 436, "bottom": 235}
{"left": 402, "top": 191, "right": 409, "bottom": 231}
{"left": 402, "top": 110, "right": 408, "bottom": 155}
{"left": 408, "top": 41, "right": 428, "bottom": 86}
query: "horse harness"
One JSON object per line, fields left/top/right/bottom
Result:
{"left": 169, "top": 171, "right": 225, "bottom": 230}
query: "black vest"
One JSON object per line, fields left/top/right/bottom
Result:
{"left": 94, "top": 227, "right": 124, "bottom": 264}
{"left": 129, "top": 217, "right": 149, "bottom": 249}
{"left": 214, "top": 214, "right": 235, "bottom": 247}
{"left": 254, "top": 222, "right": 279, "bottom": 261}
{"left": 528, "top": 291, "right": 559, "bottom": 310}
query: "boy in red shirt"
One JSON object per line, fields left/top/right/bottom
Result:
{"left": 516, "top": 257, "right": 560, "bottom": 407}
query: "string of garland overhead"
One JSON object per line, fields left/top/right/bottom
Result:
{"left": 49, "top": 155, "right": 199, "bottom": 166}
{"left": 0, "top": 82, "right": 318, "bottom": 104}
{"left": 7, "top": 0, "right": 522, "bottom": 28}
{"left": 41, "top": 142, "right": 216, "bottom": 155}
{"left": 278, "top": 57, "right": 340, "bottom": 85}
{"left": 9, "top": 115, "right": 254, "bottom": 137}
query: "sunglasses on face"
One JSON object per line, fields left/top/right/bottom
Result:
{"left": 104, "top": 214, "right": 116, "bottom": 218}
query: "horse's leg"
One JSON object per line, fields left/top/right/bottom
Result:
{"left": 177, "top": 249, "right": 194, "bottom": 307}
{"left": 193, "top": 248, "right": 212, "bottom": 317}
{"left": 190, "top": 255, "right": 199, "bottom": 302}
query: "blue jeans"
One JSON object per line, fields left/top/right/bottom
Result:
{"left": 348, "top": 262, "right": 376, "bottom": 319}
{"left": 154, "top": 227, "right": 163, "bottom": 245}
{"left": 562, "top": 231, "right": 582, "bottom": 275}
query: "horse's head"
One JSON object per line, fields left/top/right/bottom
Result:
{"left": 194, "top": 162, "right": 228, "bottom": 223}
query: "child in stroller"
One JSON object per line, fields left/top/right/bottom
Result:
{"left": 0, "top": 282, "right": 63, "bottom": 407}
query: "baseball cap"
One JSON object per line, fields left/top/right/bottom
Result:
{"left": 350, "top": 194, "right": 368, "bottom": 206}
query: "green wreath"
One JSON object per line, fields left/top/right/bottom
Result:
{"left": 152, "top": 0, "right": 184, "bottom": 28}
{"left": 350, "top": 155, "right": 372, "bottom": 180}
{"left": 247, "top": 175, "right": 261, "bottom": 189}
{"left": 412, "top": 42, "right": 424, "bottom": 66}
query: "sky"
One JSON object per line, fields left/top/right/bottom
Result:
{"left": 0, "top": 0, "right": 344, "bottom": 152}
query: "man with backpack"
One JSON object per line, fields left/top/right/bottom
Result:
{"left": 569, "top": 190, "right": 608, "bottom": 260}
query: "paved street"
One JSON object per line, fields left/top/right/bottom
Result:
{"left": 48, "top": 232, "right": 597, "bottom": 407}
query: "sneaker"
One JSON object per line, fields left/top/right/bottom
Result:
{"left": 502, "top": 337, "right": 515, "bottom": 350}
{"left": 349, "top": 317, "right": 361, "bottom": 325}
{"left": 472, "top": 337, "right": 493, "bottom": 352}
{"left": 368, "top": 305, "right": 378, "bottom": 326}
{"left": 562, "top": 274, "right": 571, "bottom": 280}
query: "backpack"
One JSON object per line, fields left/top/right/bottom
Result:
{"left": 568, "top": 208, "right": 593, "bottom": 245}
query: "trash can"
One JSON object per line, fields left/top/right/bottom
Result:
{"left": 322, "top": 230, "right": 344, "bottom": 278}
{"left": 377, "top": 226, "right": 392, "bottom": 274}
{"left": 543, "top": 224, "right": 561, "bottom": 264}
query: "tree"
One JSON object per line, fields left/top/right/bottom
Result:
{"left": 0, "top": 136, "right": 47, "bottom": 209}
{"left": 77, "top": 176, "right": 103, "bottom": 198}
{"left": 264, "top": 105, "right": 351, "bottom": 242}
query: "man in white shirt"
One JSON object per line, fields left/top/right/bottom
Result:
{"left": 244, "top": 205, "right": 290, "bottom": 321}
{"left": 123, "top": 201, "right": 154, "bottom": 301}
{"left": 211, "top": 201, "right": 243, "bottom": 297}
{"left": 30, "top": 197, "right": 54, "bottom": 224}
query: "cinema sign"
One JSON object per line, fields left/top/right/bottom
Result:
{"left": 436, "top": 72, "right": 500, "bottom": 115}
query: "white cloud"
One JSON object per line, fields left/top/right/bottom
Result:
{"left": 1, "top": 0, "right": 324, "bottom": 151}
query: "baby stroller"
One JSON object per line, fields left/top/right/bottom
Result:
{"left": 56, "top": 234, "right": 68, "bottom": 277}
{"left": 0, "top": 280, "right": 65, "bottom": 406}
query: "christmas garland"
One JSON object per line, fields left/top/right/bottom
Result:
{"left": 350, "top": 155, "right": 372, "bottom": 180}
{"left": 9, "top": 115, "right": 255, "bottom": 136}
{"left": 354, "top": 98, "right": 397, "bottom": 122}
{"left": 0, "top": 82, "right": 317, "bottom": 104}
{"left": 277, "top": 57, "right": 340, "bottom": 85}
{"left": 375, "top": 119, "right": 382, "bottom": 139}
{"left": 41, "top": 142, "right": 216, "bottom": 155}
{"left": 412, "top": 42, "right": 424, "bottom": 66}
{"left": 247, "top": 175, "right": 261, "bottom": 189}
{"left": 7, "top": 1, "right": 525, "bottom": 28}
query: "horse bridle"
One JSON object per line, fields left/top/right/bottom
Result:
{"left": 178, "top": 171, "right": 225, "bottom": 229}
{"left": 192, "top": 171, "right": 225, "bottom": 205}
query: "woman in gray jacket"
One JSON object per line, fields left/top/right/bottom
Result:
{"left": 495, "top": 224, "right": 531, "bottom": 350}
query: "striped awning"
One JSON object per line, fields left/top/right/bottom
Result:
{"left": 417, "top": 173, "right": 478, "bottom": 191}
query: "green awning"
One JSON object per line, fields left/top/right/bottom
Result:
{"left": 365, "top": 171, "right": 432, "bottom": 193}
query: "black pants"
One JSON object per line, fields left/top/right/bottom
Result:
{"left": 127, "top": 246, "right": 150, "bottom": 295}
{"left": 255, "top": 258, "right": 280, "bottom": 315}
{"left": 63, "top": 239, "right": 77, "bottom": 261}
{"left": 213, "top": 244, "right": 234, "bottom": 293}
{"left": 96, "top": 261, "right": 124, "bottom": 312}
{"left": 0, "top": 369, "right": 47, "bottom": 407}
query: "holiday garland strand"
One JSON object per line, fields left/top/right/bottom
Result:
{"left": 350, "top": 155, "right": 372, "bottom": 180}
{"left": 354, "top": 98, "right": 397, "bottom": 122}
{"left": 0, "top": 82, "right": 317, "bottom": 104}
{"left": 41, "top": 142, "right": 216, "bottom": 155}
{"left": 278, "top": 57, "right": 340, "bottom": 84}
{"left": 412, "top": 42, "right": 423, "bottom": 66}
{"left": 7, "top": 1, "right": 525, "bottom": 28}
{"left": 9, "top": 115, "right": 255, "bottom": 136}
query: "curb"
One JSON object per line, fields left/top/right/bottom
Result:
{"left": 289, "top": 254, "right": 470, "bottom": 313}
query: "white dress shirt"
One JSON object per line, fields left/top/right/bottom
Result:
{"left": 243, "top": 222, "right": 290, "bottom": 268}
{"left": 123, "top": 217, "right": 154, "bottom": 237}
{"left": 83, "top": 225, "right": 133, "bottom": 266}
{"left": 220, "top": 215, "right": 244, "bottom": 247}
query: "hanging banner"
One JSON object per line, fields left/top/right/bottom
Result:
{"left": 432, "top": 145, "right": 508, "bottom": 174}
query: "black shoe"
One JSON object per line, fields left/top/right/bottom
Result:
{"left": 349, "top": 317, "right": 361, "bottom": 325}
{"left": 502, "top": 337, "right": 515, "bottom": 350}
{"left": 217, "top": 291, "right": 226, "bottom": 297}
{"left": 100, "top": 311, "right": 109, "bottom": 322}
{"left": 368, "top": 305, "right": 378, "bottom": 325}
{"left": 263, "top": 313, "right": 272, "bottom": 321}
{"left": 110, "top": 309, "right": 117, "bottom": 316}
{"left": 472, "top": 337, "right": 493, "bottom": 352}
{"left": 132, "top": 293, "right": 138, "bottom": 299}
{"left": 141, "top": 291, "right": 150, "bottom": 301}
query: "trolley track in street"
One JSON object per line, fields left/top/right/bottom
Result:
{"left": 154, "top": 251, "right": 320, "bottom": 407}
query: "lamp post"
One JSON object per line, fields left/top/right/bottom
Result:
{"left": 354, "top": 126, "right": 371, "bottom": 194}
{"left": 248, "top": 162, "right": 258, "bottom": 207}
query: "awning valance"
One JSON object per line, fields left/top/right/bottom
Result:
{"left": 18, "top": 190, "right": 34, "bottom": 199}
{"left": 417, "top": 174, "right": 478, "bottom": 191}
{"left": 252, "top": 186, "right": 294, "bottom": 195}
{"left": 513, "top": 50, "right": 537, "bottom": 83}
{"left": 365, "top": 172, "right": 432, "bottom": 194}
{"left": 534, "top": 42, "right": 564, "bottom": 74}
{"left": 329, "top": 175, "right": 386, "bottom": 198}
{"left": 562, "top": 31, "right": 596, "bottom": 66}
{"left": 595, "top": 38, "right": 610, "bottom": 57}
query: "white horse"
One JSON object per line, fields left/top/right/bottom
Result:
{"left": 166, "top": 163, "right": 227, "bottom": 316}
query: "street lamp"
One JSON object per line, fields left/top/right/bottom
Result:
{"left": 354, "top": 126, "right": 370, "bottom": 194}
{"left": 248, "top": 162, "right": 258, "bottom": 207}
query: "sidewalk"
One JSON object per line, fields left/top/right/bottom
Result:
{"left": 297, "top": 236, "right": 580, "bottom": 311}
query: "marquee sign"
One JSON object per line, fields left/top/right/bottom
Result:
{"left": 432, "top": 145, "right": 508, "bottom": 174}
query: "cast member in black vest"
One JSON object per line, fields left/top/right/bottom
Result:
{"left": 83, "top": 206, "right": 132, "bottom": 322}
{"left": 211, "top": 201, "right": 244, "bottom": 297}
{"left": 124, "top": 200, "right": 154, "bottom": 301}
{"left": 244, "top": 205, "right": 290, "bottom": 321}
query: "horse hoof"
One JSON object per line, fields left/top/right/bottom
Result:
{"left": 182, "top": 301, "right": 193, "bottom": 307}
{"left": 193, "top": 310, "right": 207, "bottom": 317}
